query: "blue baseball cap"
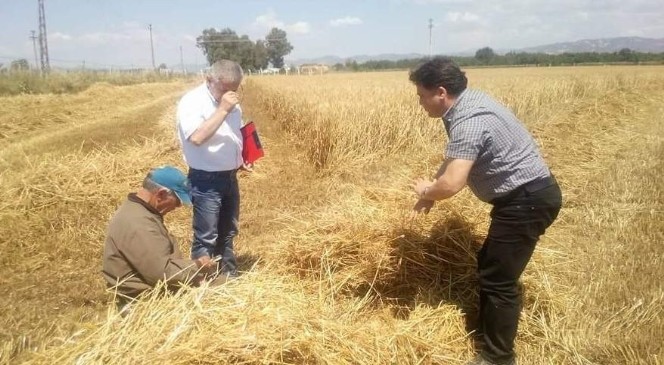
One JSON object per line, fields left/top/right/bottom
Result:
{"left": 149, "top": 165, "right": 192, "bottom": 206}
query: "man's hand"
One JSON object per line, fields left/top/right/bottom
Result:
{"left": 410, "top": 198, "right": 435, "bottom": 220}
{"left": 240, "top": 162, "right": 254, "bottom": 172}
{"left": 219, "top": 91, "right": 239, "bottom": 113}
{"left": 412, "top": 178, "right": 434, "bottom": 198}
{"left": 194, "top": 255, "right": 217, "bottom": 274}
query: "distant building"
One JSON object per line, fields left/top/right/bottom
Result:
{"left": 260, "top": 67, "right": 281, "bottom": 75}
{"left": 298, "top": 64, "right": 329, "bottom": 75}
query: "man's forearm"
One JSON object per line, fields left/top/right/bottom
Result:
{"left": 164, "top": 258, "right": 204, "bottom": 285}
{"left": 434, "top": 162, "right": 447, "bottom": 179}
{"left": 189, "top": 109, "right": 229, "bottom": 145}
{"left": 422, "top": 159, "right": 472, "bottom": 201}
{"left": 422, "top": 177, "right": 462, "bottom": 201}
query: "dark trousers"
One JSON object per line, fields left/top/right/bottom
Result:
{"left": 189, "top": 168, "right": 240, "bottom": 276}
{"left": 479, "top": 182, "right": 562, "bottom": 364}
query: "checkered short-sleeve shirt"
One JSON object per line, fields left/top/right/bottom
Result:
{"left": 442, "top": 89, "right": 551, "bottom": 202}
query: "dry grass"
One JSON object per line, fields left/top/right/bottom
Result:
{"left": 0, "top": 70, "right": 184, "bottom": 96}
{"left": 0, "top": 66, "right": 662, "bottom": 364}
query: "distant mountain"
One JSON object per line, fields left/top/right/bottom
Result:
{"left": 515, "top": 37, "right": 664, "bottom": 54}
{"left": 288, "top": 37, "right": 664, "bottom": 65}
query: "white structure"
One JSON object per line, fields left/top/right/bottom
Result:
{"left": 298, "top": 64, "right": 329, "bottom": 75}
{"left": 260, "top": 67, "right": 281, "bottom": 75}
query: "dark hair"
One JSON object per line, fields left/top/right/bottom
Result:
{"left": 409, "top": 57, "right": 468, "bottom": 96}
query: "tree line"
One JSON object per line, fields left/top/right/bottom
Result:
{"left": 335, "top": 47, "right": 664, "bottom": 72}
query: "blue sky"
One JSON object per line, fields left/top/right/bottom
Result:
{"left": 1, "top": 0, "right": 663, "bottom": 69}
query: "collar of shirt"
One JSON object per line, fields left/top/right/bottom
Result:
{"left": 204, "top": 82, "right": 219, "bottom": 106}
{"left": 127, "top": 193, "right": 163, "bottom": 220}
{"left": 442, "top": 89, "right": 469, "bottom": 122}
{"left": 441, "top": 88, "right": 469, "bottom": 132}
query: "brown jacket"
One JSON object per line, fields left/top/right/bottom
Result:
{"left": 102, "top": 194, "right": 201, "bottom": 298}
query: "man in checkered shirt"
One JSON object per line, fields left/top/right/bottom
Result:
{"left": 409, "top": 57, "right": 562, "bottom": 365}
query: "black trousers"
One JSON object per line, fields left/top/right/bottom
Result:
{"left": 479, "top": 181, "right": 562, "bottom": 364}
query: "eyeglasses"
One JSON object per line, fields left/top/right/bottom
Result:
{"left": 163, "top": 187, "right": 182, "bottom": 204}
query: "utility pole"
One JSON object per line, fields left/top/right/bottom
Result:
{"left": 148, "top": 24, "right": 155, "bottom": 70}
{"left": 180, "top": 45, "right": 185, "bottom": 74}
{"left": 428, "top": 18, "right": 434, "bottom": 58}
{"left": 37, "top": 0, "right": 50, "bottom": 73}
{"left": 29, "top": 30, "right": 39, "bottom": 71}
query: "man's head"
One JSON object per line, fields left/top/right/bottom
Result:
{"left": 140, "top": 166, "right": 192, "bottom": 215}
{"left": 206, "top": 60, "right": 244, "bottom": 101}
{"left": 409, "top": 57, "right": 468, "bottom": 118}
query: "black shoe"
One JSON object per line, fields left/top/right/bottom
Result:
{"left": 466, "top": 355, "right": 516, "bottom": 365}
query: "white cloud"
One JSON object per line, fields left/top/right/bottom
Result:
{"left": 182, "top": 34, "right": 197, "bottom": 43}
{"left": 30, "top": 22, "right": 168, "bottom": 67}
{"left": 254, "top": 12, "right": 281, "bottom": 28}
{"left": 70, "top": 23, "right": 150, "bottom": 46}
{"left": 253, "top": 11, "right": 310, "bottom": 35}
{"left": 445, "top": 12, "right": 480, "bottom": 23}
{"left": 287, "top": 21, "right": 311, "bottom": 35}
{"left": 51, "top": 32, "right": 72, "bottom": 41}
{"left": 78, "top": 32, "right": 133, "bottom": 44}
{"left": 121, "top": 21, "right": 143, "bottom": 29}
{"left": 330, "top": 16, "right": 363, "bottom": 27}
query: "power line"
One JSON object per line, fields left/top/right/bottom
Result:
{"left": 197, "top": 37, "right": 287, "bottom": 44}
{"left": 180, "top": 45, "right": 185, "bottom": 74}
{"left": 148, "top": 24, "right": 155, "bottom": 69}
{"left": 428, "top": 18, "right": 434, "bottom": 58}
{"left": 37, "top": 0, "right": 50, "bottom": 72}
{"left": 29, "top": 30, "right": 39, "bottom": 71}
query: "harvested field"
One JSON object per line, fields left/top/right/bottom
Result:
{"left": 0, "top": 66, "right": 662, "bottom": 364}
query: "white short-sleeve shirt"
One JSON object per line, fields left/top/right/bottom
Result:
{"left": 176, "top": 83, "right": 244, "bottom": 172}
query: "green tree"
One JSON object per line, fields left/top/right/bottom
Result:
{"left": 10, "top": 59, "right": 29, "bottom": 71}
{"left": 252, "top": 40, "right": 269, "bottom": 70}
{"left": 475, "top": 47, "right": 496, "bottom": 64}
{"left": 196, "top": 28, "right": 256, "bottom": 70}
{"left": 345, "top": 59, "right": 358, "bottom": 71}
{"left": 618, "top": 48, "right": 635, "bottom": 62}
{"left": 265, "top": 28, "right": 293, "bottom": 68}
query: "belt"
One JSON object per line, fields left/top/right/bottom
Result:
{"left": 490, "top": 175, "right": 557, "bottom": 206}
{"left": 188, "top": 168, "right": 238, "bottom": 177}
{"left": 522, "top": 175, "right": 556, "bottom": 193}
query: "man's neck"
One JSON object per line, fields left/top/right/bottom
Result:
{"left": 442, "top": 95, "right": 458, "bottom": 118}
{"left": 129, "top": 190, "right": 164, "bottom": 218}
{"left": 136, "top": 189, "right": 154, "bottom": 207}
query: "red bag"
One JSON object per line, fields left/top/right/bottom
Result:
{"left": 240, "top": 121, "right": 264, "bottom": 164}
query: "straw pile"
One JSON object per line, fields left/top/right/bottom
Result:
{"left": 26, "top": 273, "right": 475, "bottom": 365}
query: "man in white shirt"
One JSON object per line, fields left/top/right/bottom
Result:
{"left": 176, "top": 60, "right": 247, "bottom": 277}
